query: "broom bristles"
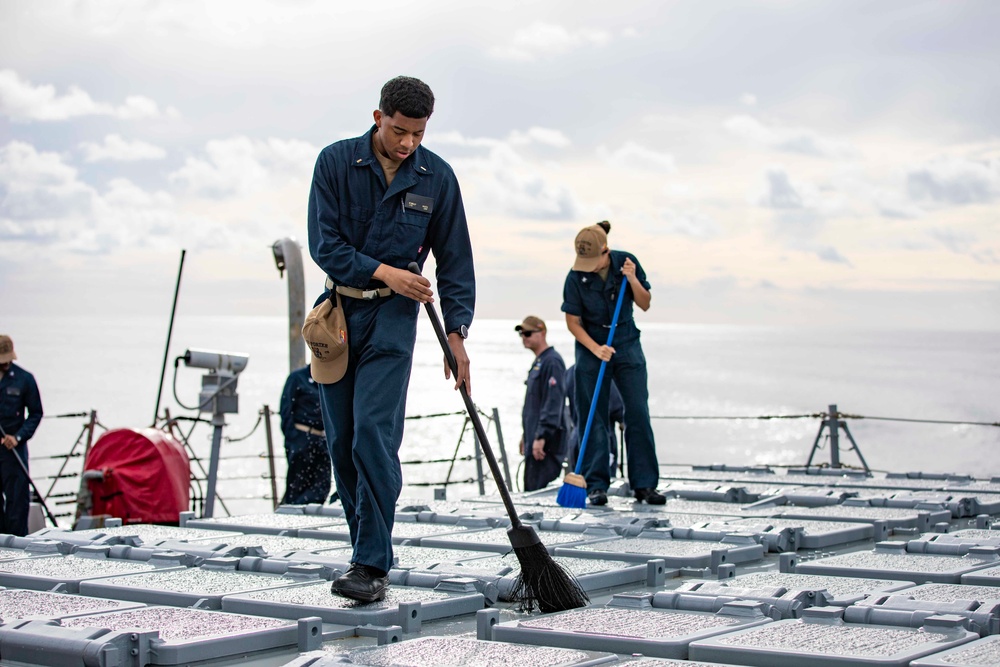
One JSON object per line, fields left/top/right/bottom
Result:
{"left": 506, "top": 525, "right": 589, "bottom": 613}
{"left": 556, "top": 472, "right": 588, "bottom": 509}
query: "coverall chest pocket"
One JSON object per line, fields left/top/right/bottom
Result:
{"left": 391, "top": 204, "right": 431, "bottom": 261}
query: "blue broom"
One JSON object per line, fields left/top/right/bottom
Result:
{"left": 557, "top": 277, "right": 629, "bottom": 508}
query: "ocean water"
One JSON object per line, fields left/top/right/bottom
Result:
{"left": 6, "top": 314, "right": 998, "bottom": 518}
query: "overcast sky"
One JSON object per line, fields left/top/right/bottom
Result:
{"left": 1, "top": 0, "right": 998, "bottom": 329}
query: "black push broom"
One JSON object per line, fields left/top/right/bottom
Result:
{"left": 408, "top": 263, "right": 589, "bottom": 613}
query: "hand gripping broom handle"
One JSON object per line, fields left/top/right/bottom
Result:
{"left": 407, "top": 263, "right": 524, "bottom": 529}
{"left": 573, "top": 277, "right": 629, "bottom": 475}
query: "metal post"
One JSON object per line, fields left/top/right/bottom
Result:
{"left": 203, "top": 417, "right": 224, "bottom": 518}
{"left": 262, "top": 405, "right": 279, "bottom": 509}
{"left": 48, "top": 418, "right": 89, "bottom": 499}
{"left": 618, "top": 422, "right": 627, "bottom": 479}
{"left": 472, "top": 429, "right": 486, "bottom": 496}
{"left": 828, "top": 404, "right": 841, "bottom": 469}
{"left": 272, "top": 238, "right": 307, "bottom": 374}
{"left": 73, "top": 410, "right": 99, "bottom": 526}
{"left": 444, "top": 417, "right": 469, "bottom": 488}
{"left": 491, "top": 408, "right": 513, "bottom": 492}
{"left": 840, "top": 422, "right": 872, "bottom": 475}
{"left": 805, "top": 411, "right": 829, "bottom": 469}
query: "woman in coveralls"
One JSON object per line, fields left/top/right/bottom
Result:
{"left": 561, "top": 221, "right": 665, "bottom": 507}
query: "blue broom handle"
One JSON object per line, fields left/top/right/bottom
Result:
{"left": 573, "top": 278, "right": 629, "bottom": 475}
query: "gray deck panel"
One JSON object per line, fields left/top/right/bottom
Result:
{"left": 792, "top": 548, "right": 1000, "bottom": 584}
{"left": 0, "top": 588, "right": 144, "bottom": 622}
{"left": 0, "top": 553, "right": 182, "bottom": 593}
{"left": 676, "top": 571, "right": 915, "bottom": 607}
{"left": 962, "top": 564, "right": 1000, "bottom": 587}
{"left": 223, "top": 580, "right": 484, "bottom": 627}
{"left": 775, "top": 504, "right": 952, "bottom": 531}
{"left": 492, "top": 604, "right": 771, "bottom": 659}
{"left": 78, "top": 565, "right": 315, "bottom": 609}
{"left": 420, "top": 527, "right": 620, "bottom": 554}
{"left": 186, "top": 513, "right": 344, "bottom": 536}
{"left": 849, "top": 583, "right": 1000, "bottom": 636}
{"left": 60, "top": 605, "right": 300, "bottom": 665}
{"left": 338, "top": 636, "right": 618, "bottom": 666}
{"left": 556, "top": 535, "right": 765, "bottom": 570}
{"left": 910, "top": 635, "right": 1000, "bottom": 666}
{"left": 688, "top": 614, "right": 978, "bottom": 666}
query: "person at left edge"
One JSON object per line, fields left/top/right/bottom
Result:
{"left": 307, "top": 76, "right": 475, "bottom": 603}
{"left": 515, "top": 316, "right": 566, "bottom": 492}
{"left": 278, "top": 365, "right": 331, "bottom": 506}
{"left": 0, "top": 335, "right": 43, "bottom": 537}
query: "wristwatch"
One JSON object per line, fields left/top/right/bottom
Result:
{"left": 449, "top": 325, "right": 469, "bottom": 340}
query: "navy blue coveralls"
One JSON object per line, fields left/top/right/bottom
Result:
{"left": 308, "top": 126, "right": 475, "bottom": 574}
{"left": 0, "top": 363, "right": 43, "bottom": 536}
{"left": 561, "top": 249, "right": 659, "bottom": 494}
{"left": 521, "top": 347, "right": 567, "bottom": 492}
{"left": 564, "top": 367, "right": 624, "bottom": 479}
{"left": 279, "top": 366, "right": 331, "bottom": 505}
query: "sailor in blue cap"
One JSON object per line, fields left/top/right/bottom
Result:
{"left": 307, "top": 76, "right": 475, "bottom": 602}
{"left": 515, "top": 316, "right": 566, "bottom": 491}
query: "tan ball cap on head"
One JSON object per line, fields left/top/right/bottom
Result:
{"left": 572, "top": 224, "right": 608, "bottom": 272}
{"left": 0, "top": 335, "right": 16, "bottom": 364}
{"left": 301, "top": 294, "right": 349, "bottom": 384}
{"left": 514, "top": 316, "right": 546, "bottom": 333}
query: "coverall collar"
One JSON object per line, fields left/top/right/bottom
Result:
{"left": 351, "top": 125, "right": 435, "bottom": 202}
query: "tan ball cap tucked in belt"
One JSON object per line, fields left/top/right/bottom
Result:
{"left": 302, "top": 292, "right": 349, "bottom": 384}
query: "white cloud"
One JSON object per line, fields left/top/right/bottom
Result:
{"left": 597, "top": 141, "right": 676, "bottom": 172}
{"left": 928, "top": 228, "right": 999, "bottom": 265}
{"left": 79, "top": 134, "right": 167, "bottom": 162}
{"left": 740, "top": 93, "right": 757, "bottom": 107}
{"left": 815, "top": 245, "right": 852, "bottom": 265}
{"left": 724, "top": 114, "right": 857, "bottom": 159}
{"left": 658, "top": 208, "right": 721, "bottom": 239}
{"left": 906, "top": 157, "right": 1000, "bottom": 205}
{"left": 758, "top": 167, "right": 806, "bottom": 210}
{"left": 444, "top": 136, "right": 582, "bottom": 221}
{"left": 0, "top": 140, "right": 95, "bottom": 222}
{"left": 490, "top": 22, "right": 615, "bottom": 61}
{"left": 169, "top": 136, "right": 318, "bottom": 197}
{"left": 0, "top": 140, "right": 205, "bottom": 256}
{"left": 0, "top": 69, "right": 176, "bottom": 122}
{"left": 508, "top": 127, "right": 571, "bottom": 148}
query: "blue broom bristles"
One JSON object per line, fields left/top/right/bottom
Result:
{"left": 556, "top": 473, "right": 587, "bottom": 509}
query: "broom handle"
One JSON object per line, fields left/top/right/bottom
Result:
{"left": 407, "top": 263, "right": 523, "bottom": 529}
{"left": 573, "top": 278, "right": 629, "bottom": 475}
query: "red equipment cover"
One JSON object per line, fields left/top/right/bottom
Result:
{"left": 85, "top": 428, "right": 190, "bottom": 524}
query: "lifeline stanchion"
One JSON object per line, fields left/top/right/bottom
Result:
{"left": 804, "top": 404, "right": 871, "bottom": 474}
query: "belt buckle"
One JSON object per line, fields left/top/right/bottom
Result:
{"left": 361, "top": 288, "right": 379, "bottom": 300}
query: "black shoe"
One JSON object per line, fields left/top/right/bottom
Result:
{"left": 331, "top": 563, "right": 388, "bottom": 602}
{"left": 634, "top": 487, "right": 666, "bottom": 505}
{"left": 587, "top": 489, "right": 608, "bottom": 506}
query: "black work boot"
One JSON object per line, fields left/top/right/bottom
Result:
{"left": 587, "top": 488, "right": 608, "bottom": 506}
{"left": 331, "top": 563, "right": 388, "bottom": 602}
{"left": 633, "top": 487, "right": 666, "bottom": 505}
